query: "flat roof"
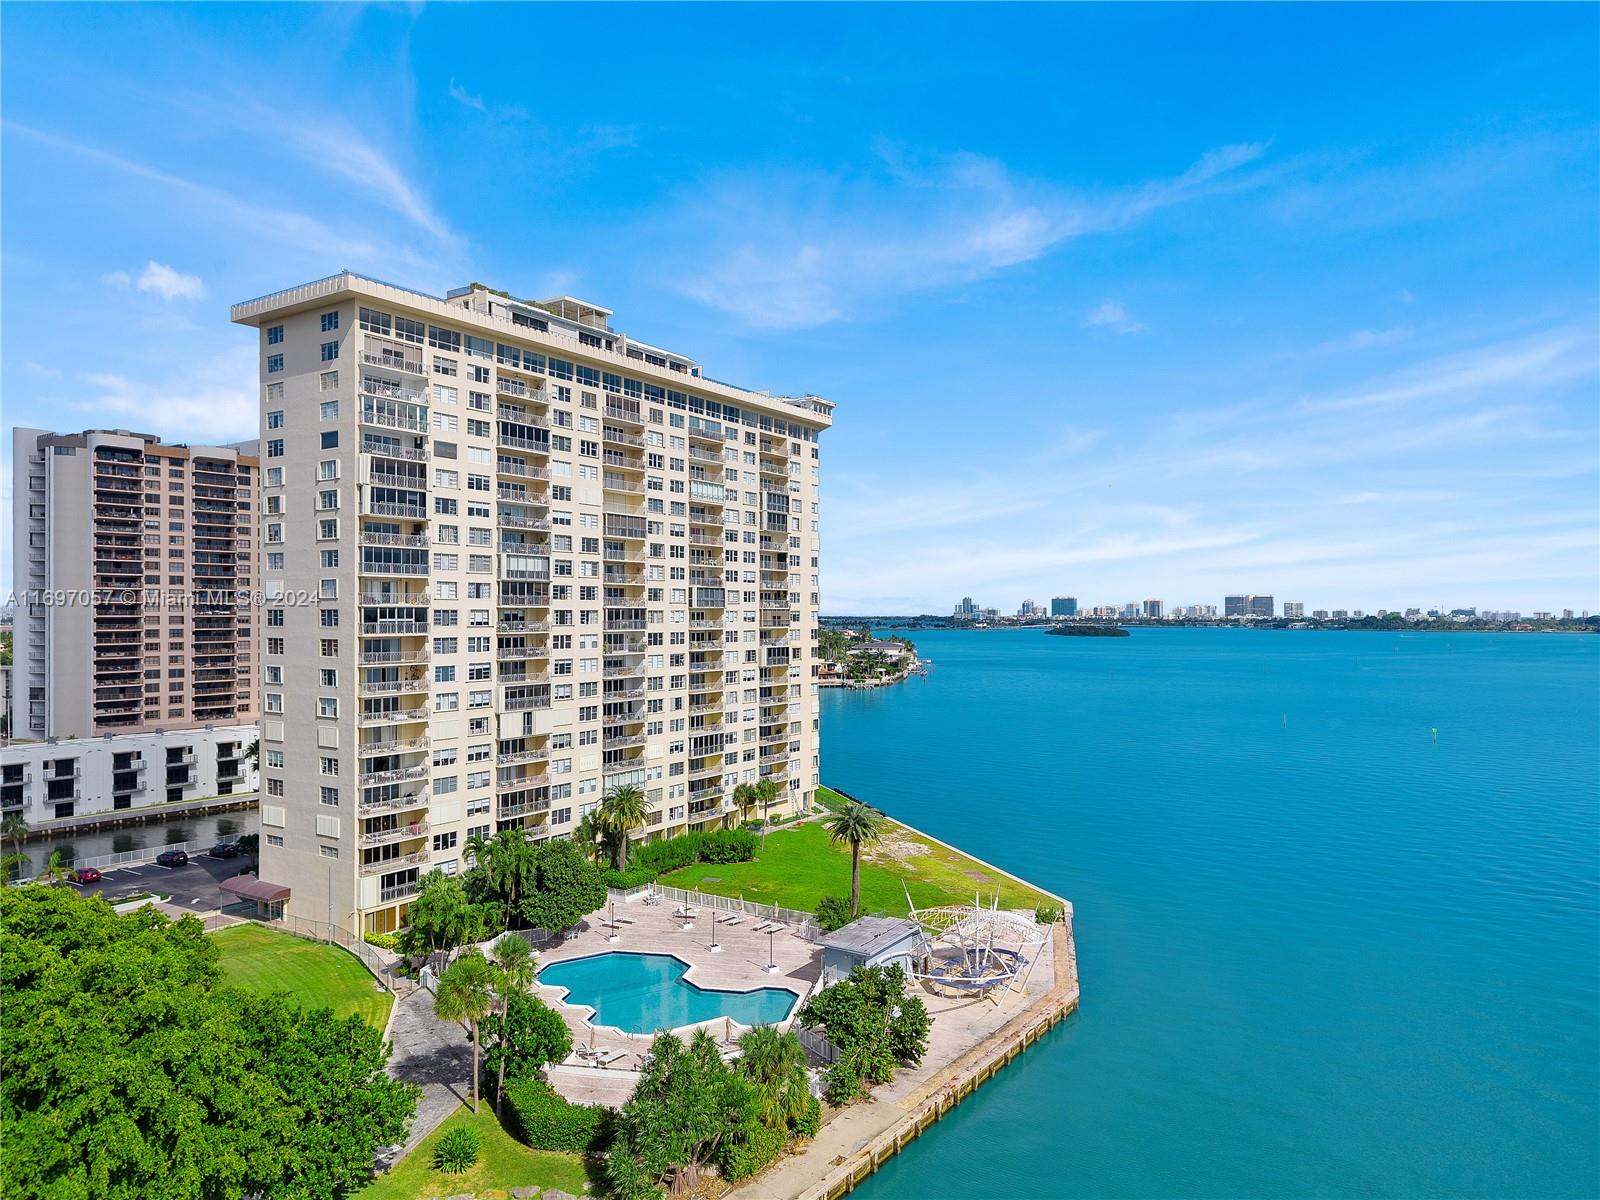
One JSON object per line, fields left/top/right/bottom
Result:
{"left": 823, "top": 915, "right": 921, "bottom": 956}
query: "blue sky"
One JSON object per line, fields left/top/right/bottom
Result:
{"left": 3, "top": 3, "right": 1596, "bottom": 613}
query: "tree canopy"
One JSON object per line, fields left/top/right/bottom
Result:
{"left": 798, "top": 964, "right": 930, "bottom": 1105}
{"left": 0, "top": 886, "right": 417, "bottom": 1200}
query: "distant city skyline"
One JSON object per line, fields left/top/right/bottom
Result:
{"left": 0, "top": 6, "right": 1595, "bottom": 611}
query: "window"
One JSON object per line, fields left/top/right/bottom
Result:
{"left": 321, "top": 311, "right": 339, "bottom": 332}
{"left": 266, "top": 410, "right": 285, "bottom": 429}
{"left": 266, "top": 439, "right": 284, "bottom": 458}
{"left": 266, "top": 354, "right": 283, "bottom": 373}
{"left": 320, "top": 431, "right": 339, "bottom": 449}
{"left": 267, "top": 325, "right": 284, "bottom": 344}
{"left": 321, "top": 341, "right": 339, "bottom": 362}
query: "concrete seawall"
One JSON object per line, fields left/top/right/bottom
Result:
{"left": 734, "top": 909, "right": 1080, "bottom": 1199}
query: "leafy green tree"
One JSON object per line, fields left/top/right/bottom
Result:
{"left": 487, "top": 826, "right": 537, "bottom": 919}
{"left": 814, "top": 894, "right": 854, "bottom": 932}
{"left": 518, "top": 838, "right": 607, "bottom": 934}
{"left": 399, "top": 870, "right": 494, "bottom": 967}
{"left": 799, "top": 964, "right": 929, "bottom": 1105}
{"left": 821, "top": 800, "right": 888, "bottom": 916}
{"left": 481, "top": 992, "right": 573, "bottom": 1100}
{"left": 434, "top": 948, "right": 500, "bottom": 1114}
{"left": 605, "top": 1030, "right": 760, "bottom": 1198}
{"left": 0, "top": 886, "right": 417, "bottom": 1199}
{"left": 599, "top": 783, "right": 650, "bottom": 870}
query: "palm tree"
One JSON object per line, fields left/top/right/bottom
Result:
{"left": 434, "top": 948, "right": 500, "bottom": 1113}
{"left": 490, "top": 933, "right": 537, "bottom": 1110}
{"left": 572, "top": 810, "right": 611, "bottom": 867}
{"left": 732, "top": 782, "right": 758, "bottom": 829}
{"left": 754, "top": 778, "right": 782, "bottom": 840}
{"left": 599, "top": 784, "right": 649, "bottom": 870}
{"left": 1, "top": 816, "right": 27, "bottom": 885}
{"left": 40, "top": 849, "right": 66, "bottom": 887}
{"left": 464, "top": 830, "right": 494, "bottom": 871}
{"left": 737, "top": 1025, "right": 811, "bottom": 1129}
{"left": 487, "top": 826, "right": 532, "bottom": 917}
{"left": 822, "top": 800, "right": 887, "bottom": 918}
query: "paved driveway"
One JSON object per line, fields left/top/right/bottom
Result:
{"left": 68, "top": 852, "right": 253, "bottom": 913}
{"left": 383, "top": 987, "right": 475, "bottom": 1160}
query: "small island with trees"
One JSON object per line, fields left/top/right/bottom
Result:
{"left": 817, "top": 627, "right": 924, "bottom": 688}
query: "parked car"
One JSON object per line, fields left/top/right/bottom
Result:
{"left": 209, "top": 841, "right": 240, "bottom": 859}
{"left": 69, "top": 867, "right": 102, "bottom": 884}
{"left": 155, "top": 850, "right": 189, "bottom": 868}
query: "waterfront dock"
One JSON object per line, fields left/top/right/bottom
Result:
{"left": 732, "top": 907, "right": 1081, "bottom": 1199}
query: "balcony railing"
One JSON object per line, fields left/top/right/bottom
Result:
{"left": 361, "top": 849, "right": 429, "bottom": 877}
{"left": 360, "top": 821, "right": 429, "bottom": 847}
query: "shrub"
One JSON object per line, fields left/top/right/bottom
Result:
{"left": 504, "top": 1078, "right": 610, "bottom": 1153}
{"left": 432, "top": 1124, "right": 480, "bottom": 1174}
{"left": 1034, "top": 903, "right": 1061, "bottom": 926}
{"left": 362, "top": 931, "right": 400, "bottom": 951}
{"left": 720, "top": 1120, "right": 787, "bottom": 1182}
{"left": 814, "top": 895, "right": 854, "bottom": 932}
{"left": 700, "top": 828, "right": 757, "bottom": 864}
{"left": 800, "top": 965, "right": 931, "bottom": 1105}
{"left": 602, "top": 864, "right": 657, "bottom": 891}
{"left": 793, "top": 1094, "right": 822, "bottom": 1139}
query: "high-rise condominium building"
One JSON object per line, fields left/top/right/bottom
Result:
{"left": 1050, "top": 597, "right": 1077, "bottom": 617}
{"left": 9, "top": 428, "right": 260, "bottom": 739}
{"left": 1283, "top": 601, "right": 1304, "bottom": 619}
{"left": 231, "top": 273, "right": 833, "bottom": 936}
{"left": 1142, "top": 599, "right": 1163, "bottom": 620}
{"left": 3, "top": 429, "right": 260, "bottom": 825}
{"left": 1225, "top": 594, "right": 1274, "bottom": 619}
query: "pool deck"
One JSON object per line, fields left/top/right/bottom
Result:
{"left": 534, "top": 898, "right": 823, "bottom": 1107}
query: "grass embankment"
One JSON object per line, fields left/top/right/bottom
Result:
{"left": 211, "top": 923, "right": 393, "bottom": 1029}
{"left": 665, "top": 792, "right": 1056, "bottom": 916}
{"left": 358, "top": 1105, "right": 591, "bottom": 1200}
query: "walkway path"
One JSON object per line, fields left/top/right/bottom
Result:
{"left": 384, "top": 986, "right": 474, "bottom": 1162}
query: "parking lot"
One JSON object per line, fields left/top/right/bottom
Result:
{"left": 70, "top": 851, "right": 257, "bottom": 914}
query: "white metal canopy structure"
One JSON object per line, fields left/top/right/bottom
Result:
{"left": 905, "top": 891, "right": 1050, "bottom": 1000}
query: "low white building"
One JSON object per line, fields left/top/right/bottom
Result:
{"left": 0, "top": 724, "right": 258, "bottom": 827}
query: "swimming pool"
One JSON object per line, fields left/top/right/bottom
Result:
{"left": 539, "top": 951, "right": 797, "bottom": 1033}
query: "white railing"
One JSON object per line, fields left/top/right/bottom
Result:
{"left": 633, "top": 884, "right": 824, "bottom": 943}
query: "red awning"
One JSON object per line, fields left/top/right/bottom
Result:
{"left": 220, "top": 875, "right": 292, "bottom": 904}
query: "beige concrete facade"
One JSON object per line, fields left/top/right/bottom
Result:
{"left": 232, "top": 272, "right": 832, "bottom": 936}
{"left": 8, "top": 428, "right": 259, "bottom": 741}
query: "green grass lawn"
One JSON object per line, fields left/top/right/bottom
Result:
{"left": 664, "top": 802, "right": 1057, "bottom": 917}
{"left": 358, "top": 1105, "right": 592, "bottom": 1200}
{"left": 211, "top": 923, "right": 393, "bottom": 1029}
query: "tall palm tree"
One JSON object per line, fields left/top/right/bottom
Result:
{"left": 754, "top": 778, "right": 782, "bottom": 839}
{"left": 490, "top": 933, "right": 537, "bottom": 1110}
{"left": 463, "top": 830, "right": 494, "bottom": 871}
{"left": 434, "top": 948, "right": 500, "bottom": 1113}
{"left": 572, "top": 809, "right": 611, "bottom": 867}
{"left": 599, "top": 783, "right": 649, "bottom": 870}
{"left": 1, "top": 816, "right": 27, "bottom": 885}
{"left": 822, "top": 800, "right": 887, "bottom": 918}
{"left": 732, "top": 782, "right": 758, "bottom": 829}
{"left": 488, "top": 826, "right": 532, "bottom": 916}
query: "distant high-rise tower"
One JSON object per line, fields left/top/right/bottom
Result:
{"left": 1050, "top": 596, "right": 1077, "bottom": 617}
{"left": 1142, "top": 599, "right": 1163, "bottom": 620}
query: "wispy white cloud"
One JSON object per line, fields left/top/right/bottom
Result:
{"left": 76, "top": 346, "right": 258, "bottom": 443}
{"left": 23, "top": 361, "right": 61, "bottom": 379}
{"left": 1082, "top": 300, "right": 1147, "bottom": 335}
{"left": 135, "top": 260, "right": 204, "bottom": 302}
{"left": 660, "top": 141, "right": 1270, "bottom": 328}
{"left": 1311, "top": 327, "right": 1411, "bottom": 354}
{"left": 448, "top": 78, "right": 487, "bottom": 112}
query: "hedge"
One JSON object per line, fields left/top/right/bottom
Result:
{"left": 601, "top": 829, "right": 758, "bottom": 890}
{"left": 362, "top": 931, "right": 400, "bottom": 951}
{"left": 504, "top": 1078, "right": 610, "bottom": 1153}
{"left": 720, "top": 1121, "right": 789, "bottom": 1182}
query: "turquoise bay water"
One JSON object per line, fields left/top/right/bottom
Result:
{"left": 825, "top": 628, "right": 1598, "bottom": 1199}
{"left": 538, "top": 951, "right": 796, "bottom": 1033}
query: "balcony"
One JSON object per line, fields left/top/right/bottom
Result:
{"left": 359, "top": 530, "right": 429, "bottom": 548}
{"left": 603, "top": 405, "right": 644, "bottom": 427}
{"left": 604, "top": 617, "right": 646, "bottom": 631}
{"left": 603, "top": 732, "right": 648, "bottom": 750}
{"left": 360, "top": 403, "right": 428, "bottom": 432}
{"left": 496, "top": 747, "right": 549, "bottom": 766}
{"left": 360, "top": 821, "right": 429, "bottom": 847}
{"left": 360, "top": 790, "right": 431, "bottom": 815}
{"left": 380, "top": 880, "right": 421, "bottom": 903}
{"left": 360, "top": 734, "right": 430, "bottom": 755}
{"left": 361, "top": 619, "right": 429, "bottom": 635}
{"left": 361, "top": 849, "right": 429, "bottom": 877}
{"left": 358, "top": 678, "right": 429, "bottom": 697}
{"left": 361, "top": 437, "right": 429, "bottom": 462}
{"left": 358, "top": 706, "right": 429, "bottom": 727}
{"left": 497, "top": 617, "right": 550, "bottom": 632}
{"left": 364, "top": 500, "right": 428, "bottom": 520}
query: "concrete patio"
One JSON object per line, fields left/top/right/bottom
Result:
{"left": 530, "top": 895, "right": 823, "bottom": 1106}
